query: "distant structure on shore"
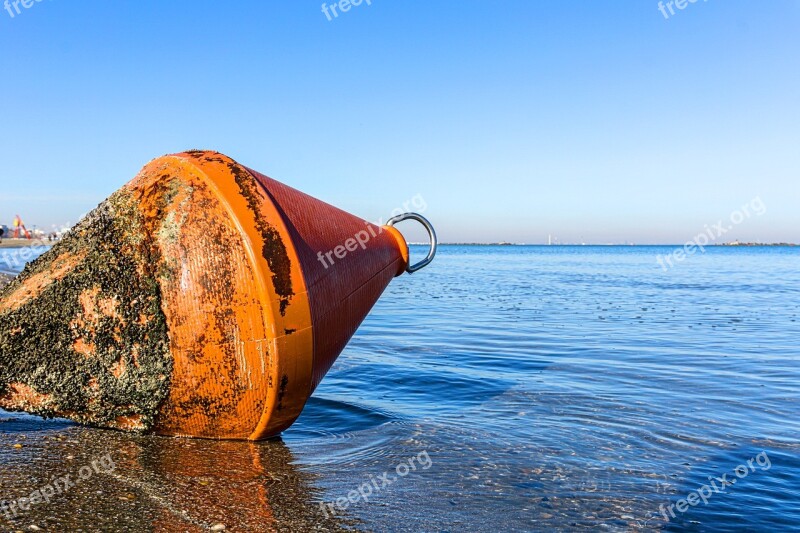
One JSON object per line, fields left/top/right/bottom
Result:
{"left": 721, "top": 240, "right": 797, "bottom": 247}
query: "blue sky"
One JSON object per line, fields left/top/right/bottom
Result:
{"left": 0, "top": 0, "right": 798, "bottom": 244}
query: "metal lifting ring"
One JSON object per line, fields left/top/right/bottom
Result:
{"left": 386, "top": 213, "right": 438, "bottom": 274}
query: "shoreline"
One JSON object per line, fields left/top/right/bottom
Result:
{"left": 0, "top": 239, "right": 54, "bottom": 249}
{"left": 0, "top": 272, "right": 13, "bottom": 289}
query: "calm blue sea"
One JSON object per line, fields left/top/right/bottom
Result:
{"left": 1, "top": 245, "right": 799, "bottom": 531}
{"left": 287, "top": 245, "right": 800, "bottom": 531}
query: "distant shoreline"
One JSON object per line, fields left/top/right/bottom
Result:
{"left": 0, "top": 239, "right": 55, "bottom": 249}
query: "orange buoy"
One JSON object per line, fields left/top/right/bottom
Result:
{"left": 0, "top": 150, "right": 436, "bottom": 440}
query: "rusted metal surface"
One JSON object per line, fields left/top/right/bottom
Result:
{"left": 0, "top": 150, "right": 417, "bottom": 440}
{"left": 133, "top": 152, "right": 314, "bottom": 440}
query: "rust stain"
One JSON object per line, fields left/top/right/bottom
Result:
{"left": 78, "top": 287, "right": 122, "bottom": 324}
{"left": 72, "top": 338, "right": 96, "bottom": 357}
{"left": 0, "top": 383, "right": 54, "bottom": 412}
{"left": 70, "top": 287, "right": 125, "bottom": 358}
{"left": 276, "top": 374, "right": 289, "bottom": 412}
{"left": 227, "top": 162, "right": 295, "bottom": 316}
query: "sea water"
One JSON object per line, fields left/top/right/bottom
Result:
{"left": 1, "top": 245, "right": 798, "bottom": 531}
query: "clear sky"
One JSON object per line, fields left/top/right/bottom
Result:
{"left": 0, "top": 0, "right": 798, "bottom": 244}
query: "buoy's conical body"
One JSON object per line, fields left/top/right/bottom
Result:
{"left": 0, "top": 151, "right": 410, "bottom": 440}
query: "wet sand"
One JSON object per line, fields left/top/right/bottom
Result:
{"left": 0, "top": 412, "right": 354, "bottom": 532}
